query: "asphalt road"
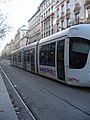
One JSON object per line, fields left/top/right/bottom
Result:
{"left": 0, "top": 63, "right": 90, "bottom": 120}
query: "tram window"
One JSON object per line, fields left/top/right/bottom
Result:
{"left": 26, "top": 50, "right": 30, "bottom": 63}
{"left": 39, "top": 42, "right": 56, "bottom": 66}
{"left": 30, "top": 48, "right": 35, "bottom": 63}
{"left": 24, "top": 51, "right": 26, "bottom": 62}
{"left": 17, "top": 52, "right": 21, "bottom": 62}
{"left": 39, "top": 45, "right": 46, "bottom": 65}
{"left": 13, "top": 54, "right": 16, "bottom": 62}
{"left": 30, "top": 48, "right": 35, "bottom": 72}
{"left": 46, "top": 42, "right": 55, "bottom": 66}
{"left": 69, "top": 37, "right": 90, "bottom": 69}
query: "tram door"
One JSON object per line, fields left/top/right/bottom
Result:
{"left": 23, "top": 51, "right": 26, "bottom": 69}
{"left": 30, "top": 48, "right": 35, "bottom": 72}
{"left": 57, "top": 40, "right": 65, "bottom": 81}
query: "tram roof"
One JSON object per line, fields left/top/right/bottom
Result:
{"left": 24, "top": 41, "right": 38, "bottom": 50}
{"left": 39, "top": 24, "right": 90, "bottom": 45}
{"left": 11, "top": 46, "right": 24, "bottom": 54}
{"left": 11, "top": 41, "right": 38, "bottom": 54}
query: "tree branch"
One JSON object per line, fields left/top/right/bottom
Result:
{"left": 0, "top": 11, "right": 12, "bottom": 39}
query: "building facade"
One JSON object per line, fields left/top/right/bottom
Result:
{"left": 40, "top": 0, "right": 90, "bottom": 39}
{"left": 84, "top": 0, "right": 90, "bottom": 23}
{"left": 52, "top": 0, "right": 90, "bottom": 32}
{"left": 9, "top": 39, "right": 15, "bottom": 52}
{"left": 27, "top": 7, "right": 40, "bottom": 44}
{"left": 2, "top": 0, "right": 90, "bottom": 57}
{"left": 2, "top": 43, "right": 11, "bottom": 59}
{"left": 14, "top": 25, "right": 28, "bottom": 49}
{"left": 40, "top": 0, "right": 55, "bottom": 39}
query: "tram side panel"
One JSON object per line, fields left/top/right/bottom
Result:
{"left": 16, "top": 48, "right": 24, "bottom": 69}
{"left": 23, "top": 42, "right": 38, "bottom": 74}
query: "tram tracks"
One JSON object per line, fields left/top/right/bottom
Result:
{"left": 0, "top": 66, "right": 39, "bottom": 120}
{"left": 0, "top": 64, "right": 90, "bottom": 120}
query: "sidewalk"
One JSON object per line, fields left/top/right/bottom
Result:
{"left": 0, "top": 73, "right": 18, "bottom": 120}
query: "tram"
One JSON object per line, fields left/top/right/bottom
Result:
{"left": 11, "top": 24, "right": 90, "bottom": 87}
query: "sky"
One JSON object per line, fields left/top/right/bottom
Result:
{"left": 0, "top": 0, "right": 43, "bottom": 52}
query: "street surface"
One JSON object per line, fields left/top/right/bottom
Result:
{"left": 0, "top": 62, "right": 90, "bottom": 120}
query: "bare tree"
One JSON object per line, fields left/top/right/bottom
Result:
{"left": 0, "top": 0, "right": 21, "bottom": 39}
{"left": 0, "top": 0, "right": 13, "bottom": 39}
{"left": 0, "top": 11, "right": 12, "bottom": 39}
{"left": 0, "top": 0, "right": 18, "bottom": 39}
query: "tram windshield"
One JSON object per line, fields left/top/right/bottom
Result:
{"left": 69, "top": 37, "right": 90, "bottom": 69}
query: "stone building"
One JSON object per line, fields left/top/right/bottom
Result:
{"left": 40, "top": 0, "right": 90, "bottom": 39}
{"left": 2, "top": 0, "right": 90, "bottom": 54}
{"left": 27, "top": 7, "right": 41, "bottom": 44}
{"left": 40, "top": 0, "right": 55, "bottom": 39}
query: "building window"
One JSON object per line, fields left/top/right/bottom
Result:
{"left": 57, "top": 23, "right": 59, "bottom": 32}
{"left": 44, "top": 13, "right": 45, "bottom": 18}
{"left": 61, "top": 4, "right": 64, "bottom": 13}
{"left": 52, "top": 29, "right": 53, "bottom": 34}
{"left": 42, "top": 34, "right": 43, "bottom": 39}
{"left": 46, "top": 9, "right": 50, "bottom": 17}
{"left": 44, "top": 3, "right": 45, "bottom": 9}
{"left": 49, "top": 31, "right": 50, "bottom": 36}
{"left": 75, "top": 12, "right": 80, "bottom": 24}
{"left": 67, "top": 0, "right": 70, "bottom": 10}
{"left": 51, "top": 5, "right": 53, "bottom": 13}
{"left": 41, "top": 15, "right": 43, "bottom": 21}
{"left": 86, "top": 6, "right": 90, "bottom": 19}
{"left": 42, "top": 6, "right": 43, "bottom": 11}
{"left": 46, "top": 32, "right": 48, "bottom": 37}
{"left": 44, "top": 33, "right": 45, "bottom": 38}
{"left": 44, "top": 22, "right": 45, "bottom": 30}
{"left": 51, "top": 16, "right": 53, "bottom": 25}
{"left": 67, "top": 17, "right": 70, "bottom": 27}
{"left": 61, "top": 20, "right": 64, "bottom": 30}
{"left": 57, "top": 8, "right": 59, "bottom": 17}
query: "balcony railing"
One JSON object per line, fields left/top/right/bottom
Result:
{"left": 69, "top": 19, "right": 83, "bottom": 26}
{"left": 74, "top": 2, "right": 81, "bottom": 12}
